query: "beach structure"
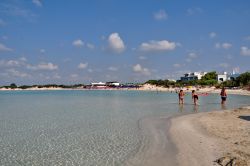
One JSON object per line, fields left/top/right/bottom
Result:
{"left": 106, "top": 82, "right": 120, "bottom": 87}
{"left": 91, "top": 82, "right": 106, "bottom": 88}
{"left": 90, "top": 81, "right": 121, "bottom": 89}
{"left": 180, "top": 72, "right": 207, "bottom": 81}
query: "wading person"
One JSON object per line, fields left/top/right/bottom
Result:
{"left": 178, "top": 90, "right": 185, "bottom": 104}
{"left": 220, "top": 87, "right": 227, "bottom": 105}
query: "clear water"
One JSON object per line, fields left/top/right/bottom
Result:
{"left": 0, "top": 90, "right": 249, "bottom": 165}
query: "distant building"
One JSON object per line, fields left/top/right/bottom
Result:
{"left": 91, "top": 82, "right": 106, "bottom": 88}
{"left": 180, "top": 72, "right": 207, "bottom": 81}
{"left": 106, "top": 81, "right": 120, "bottom": 87}
{"left": 217, "top": 70, "right": 240, "bottom": 82}
{"left": 217, "top": 72, "right": 228, "bottom": 82}
{"left": 91, "top": 81, "right": 120, "bottom": 88}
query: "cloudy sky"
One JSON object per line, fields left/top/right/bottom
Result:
{"left": 0, "top": 0, "right": 250, "bottom": 85}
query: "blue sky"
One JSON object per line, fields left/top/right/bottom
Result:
{"left": 0, "top": 0, "right": 250, "bottom": 85}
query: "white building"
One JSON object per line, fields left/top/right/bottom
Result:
{"left": 91, "top": 82, "right": 106, "bottom": 87}
{"left": 217, "top": 71, "right": 240, "bottom": 82}
{"left": 106, "top": 82, "right": 120, "bottom": 87}
{"left": 217, "top": 72, "right": 227, "bottom": 82}
{"left": 181, "top": 72, "right": 207, "bottom": 81}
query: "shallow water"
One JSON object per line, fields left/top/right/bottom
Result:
{"left": 0, "top": 90, "right": 249, "bottom": 165}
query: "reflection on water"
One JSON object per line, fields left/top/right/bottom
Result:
{"left": 221, "top": 104, "right": 228, "bottom": 110}
{"left": 178, "top": 104, "right": 184, "bottom": 112}
{"left": 193, "top": 105, "right": 198, "bottom": 112}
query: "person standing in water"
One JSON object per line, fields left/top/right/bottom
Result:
{"left": 191, "top": 90, "right": 199, "bottom": 105}
{"left": 178, "top": 90, "right": 185, "bottom": 104}
{"left": 220, "top": 87, "right": 227, "bottom": 104}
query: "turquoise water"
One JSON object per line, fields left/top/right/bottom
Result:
{"left": 0, "top": 90, "right": 249, "bottom": 165}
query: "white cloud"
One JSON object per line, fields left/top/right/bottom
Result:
{"left": 78, "top": 62, "right": 88, "bottom": 69}
{"left": 241, "top": 46, "right": 250, "bottom": 56}
{"left": 222, "top": 43, "right": 232, "bottom": 49}
{"left": 108, "top": 66, "right": 118, "bottom": 71}
{"left": 133, "top": 64, "right": 151, "bottom": 76}
{"left": 72, "top": 39, "right": 84, "bottom": 47}
{"left": 209, "top": 32, "right": 217, "bottom": 38}
{"left": 0, "top": 60, "right": 21, "bottom": 67}
{"left": 86, "top": 43, "right": 95, "bottom": 49}
{"left": 27, "top": 62, "right": 58, "bottom": 71}
{"left": 1, "top": 4, "right": 37, "bottom": 21}
{"left": 32, "top": 0, "right": 42, "bottom": 7}
{"left": 40, "top": 49, "right": 45, "bottom": 53}
{"left": 19, "top": 57, "right": 27, "bottom": 61}
{"left": 154, "top": 10, "right": 168, "bottom": 20}
{"left": 188, "top": 52, "right": 198, "bottom": 58}
{"left": 6, "top": 68, "right": 29, "bottom": 77}
{"left": 219, "top": 63, "right": 230, "bottom": 68}
{"left": 139, "top": 56, "right": 147, "bottom": 60}
{"left": 108, "top": 33, "right": 126, "bottom": 53}
{"left": 215, "top": 42, "right": 232, "bottom": 49}
{"left": 139, "top": 40, "right": 176, "bottom": 52}
{"left": 0, "top": 43, "right": 12, "bottom": 51}
{"left": 173, "top": 63, "right": 182, "bottom": 68}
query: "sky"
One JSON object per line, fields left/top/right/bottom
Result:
{"left": 0, "top": 0, "right": 250, "bottom": 85}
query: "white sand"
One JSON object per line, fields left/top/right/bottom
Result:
{"left": 170, "top": 106, "right": 250, "bottom": 166}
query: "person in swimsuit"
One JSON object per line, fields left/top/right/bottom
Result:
{"left": 191, "top": 90, "right": 199, "bottom": 105}
{"left": 220, "top": 87, "right": 227, "bottom": 104}
{"left": 178, "top": 90, "right": 185, "bottom": 104}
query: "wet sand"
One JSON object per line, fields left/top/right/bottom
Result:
{"left": 125, "top": 116, "right": 177, "bottom": 166}
{"left": 170, "top": 106, "right": 250, "bottom": 166}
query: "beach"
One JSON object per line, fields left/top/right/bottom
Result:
{"left": 170, "top": 106, "right": 250, "bottom": 166}
{"left": 1, "top": 84, "right": 250, "bottom": 96}
{"left": 139, "top": 84, "right": 250, "bottom": 96}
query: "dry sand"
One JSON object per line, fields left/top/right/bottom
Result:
{"left": 170, "top": 106, "right": 250, "bottom": 166}
{"left": 139, "top": 84, "right": 250, "bottom": 96}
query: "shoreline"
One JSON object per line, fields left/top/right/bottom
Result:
{"left": 0, "top": 85, "right": 250, "bottom": 96}
{"left": 169, "top": 106, "right": 250, "bottom": 166}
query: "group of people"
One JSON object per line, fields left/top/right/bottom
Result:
{"left": 178, "top": 87, "right": 227, "bottom": 105}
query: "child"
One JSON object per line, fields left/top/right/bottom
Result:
{"left": 220, "top": 87, "right": 227, "bottom": 104}
{"left": 178, "top": 90, "right": 185, "bottom": 104}
{"left": 192, "top": 90, "right": 199, "bottom": 105}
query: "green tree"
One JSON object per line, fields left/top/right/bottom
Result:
{"left": 201, "top": 71, "right": 217, "bottom": 80}
{"left": 236, "top": 72, "right": 250, "bottom": 86}
{"left": 10, "top": 83, "right": 17, "bottom": 89}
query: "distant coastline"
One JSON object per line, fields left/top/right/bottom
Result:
{"left": 1, "top": 84, "right": 250, "bottom": 96}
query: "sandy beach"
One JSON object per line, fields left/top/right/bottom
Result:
{"left": 170, "top": 106, "right": 250, "bottom": 166}
{"left": 1, "top": 84, "right": 250, "bottom": 96}
{"left": 139, "top": 84, "right": 250, "bottom": 96}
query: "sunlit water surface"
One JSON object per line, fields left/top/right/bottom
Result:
{"left": 0, "top": 90, "right": 249, "bottom": 165}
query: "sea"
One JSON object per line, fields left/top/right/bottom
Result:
{"left": 0, "top": 90, "right": 249, "bottom": 165}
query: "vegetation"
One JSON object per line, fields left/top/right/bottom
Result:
{"left": 144, "top": 71, "right": 250, "bottom": 88}
{"left": 145, "top": 79, "right": 176, "bottom": 88}
{"left": 0, "top": 84, "right": 85, "bottom": 89}
{"left": 236, "top": 72, "right": 250, "bottom": 86}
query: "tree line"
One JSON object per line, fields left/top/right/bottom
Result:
{"left": 145, "top": 71, "right": 250, "bottom": 88}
